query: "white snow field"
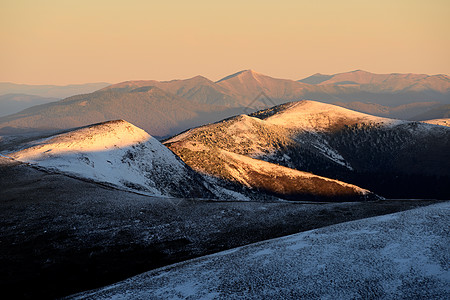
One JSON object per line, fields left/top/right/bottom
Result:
{"left": 6, "top": 120, "right": 212, "bottom": 198}
{"left": 70, "top": 201, "right": 450, "bottom": 299}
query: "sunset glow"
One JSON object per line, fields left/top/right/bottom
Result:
{"left": 1, "top": 0, "right": 449, "bottom": 84}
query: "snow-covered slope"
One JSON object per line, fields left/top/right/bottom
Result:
{"left": 263, "top": 100, "right": 401, "bottom": 131}
{"left": 70, "top": 201, "right": 450, "bottom": 299}
{"left": 165, "top": 101, "right": 386, "bottom": 201}
{"left": 422, "top": 118, "right": 450, "bottom": 127}
{"left": 7, "top": 120, "right": 214, "bottom": 198}
{"left": 166, "top": 100, "right": 450, "bottom": 199}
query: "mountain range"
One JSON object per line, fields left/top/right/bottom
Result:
{"left": 166, "top": 100, "right": 450, "bottom": 199}
{"left": 0, "top": 82, "right": 110, "bottom": 98}
{"left": 4, "top": 99, "right": 449, "bottom": 200}
{"left": 1, "top": 70, "right": 449, "bottom": 137}
{"left": 5, "top": 117, "right": 377, "bottom": 202}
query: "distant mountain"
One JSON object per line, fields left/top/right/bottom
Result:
{"left": 103, "top": 75, "right": 238, "bottom": 106}
{"left": 0, "top": 86, "right": 243, "bottom": 137}
{"left": 0, "top": 82, "right": 110, "bottom": 98}
{"left": 1, "top": 70, "right": 449, "bottom": 136}
{"left": 409, "top": 104, "right": 450, "bottom": 121}
{"left": 299, "top": 70, "right": 450, "bottom": 93}
{"left": 333, "top": 101, "right": 442, "bottom": 120}
{"left": 0, "top": 94, "right": 59, "bottom": 117}
{"left": 6, "top": 120, "right": 214, "bottom": 198}
{"left": 166, "top": 100, "right": 450, "bottom": 199}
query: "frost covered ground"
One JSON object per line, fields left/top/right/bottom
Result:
{"left": 0, "top": 156, "right": 442, "bottom": 299}
{"left": 72, "top": 202, "right": 450, "bottom": 300}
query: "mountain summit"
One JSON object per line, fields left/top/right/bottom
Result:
{"left": 8, "top": 120, "right": 214, "bottom": 198}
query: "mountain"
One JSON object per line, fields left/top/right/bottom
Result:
{"left": 166, "top": 100, "right": 450, "bottom": 199}
{"left": 165, "top": 104, "right": 382, "bottom": 201}
{"left": 215, "top": 69, "right": 327, "bottom": 107}
{"left": 0, "top": 94, "right": 59, "bottom": 117}
{"left": 1, "top": 70, "right": 449, "bottom": 137}
{"left": 0, "top": 86, "right": 242, "bottom": 137}
{"left": 409, "top": 104, "right": 450, "bottom": 120}
{"left": 6, "top": 120, "right": 214, "bottom": 198}
{"left": 333, "top": 101, "right": 442, "bottom": 120}
{"left": 0, "top": 82, "right": 110, "bottom": 98}
{"left": 103, "top": 75, "right": 238, "bottom": 106}
{"left": 422, "top": 118, "right": 450, "bottom": 127}
{"left": 299, "top": 70, "right": 450, "bottom": 93}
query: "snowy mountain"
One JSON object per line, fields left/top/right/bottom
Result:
{"left": 165, "top": 103, "right": 382, "bottom": 201}
{"left": 166, "top": 100, "right": 450, "bottom": 199}
{"left": 6, "top": 120, "right": 214, "bottom": 198}
{"left": 70, "top": 201, "right": 450, "bottom": 299}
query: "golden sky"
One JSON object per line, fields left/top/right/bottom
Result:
{"left": 1, "top": 0, "right": 449, "bottom": 84}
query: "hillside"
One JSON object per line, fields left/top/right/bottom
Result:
{"left": 6, "top": 120, "right": 213, "bottom": 198}
{"left": 102, "top": 75, "right": 239, "bottom": 106}
{"left": 2, "top": 155, "right": 437, "bottom": 299}
{"left": 410, "top": 104, "right": 450, "bottom": 121}
{"left": 0, "top": 82, "right": 110, "bottom": 98}
{"left": 299, "top": 70, "right": 450, "bottom": 93}
{"left": 0, "top": 86, "right": 241, "bottom": 137}
{"left": 70, "top": 202, "right": 450, "bottom": 300}
{"left": 0, "top": 94, "right": 59, "bottom": 117}
{"left": 1, "top": 70, "right": 449, "bottom": 136}
{"left": 167, "top": 100, "right": 450, "bottom": 199}
{"left": 333, "top": 101, "right": 442, "bottom": 120}
{"left": 422, "top": 118, "right": 450, "bottom": 127}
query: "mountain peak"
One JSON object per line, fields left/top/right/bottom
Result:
{"left": 9, "top": 120, "right": 151, "bottom": 162}
{"left": 216, "top": 69, "right": 261, "bottom": 83}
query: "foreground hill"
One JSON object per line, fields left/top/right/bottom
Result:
{"left": 2, "top": 156, "right": 438, "bottom": 299}
{"left": 166, "top": 100, "right": 450, "bottom": 199}
{"left": 6, "top": 120, "right": 213, "bottom": 198}
{"left": 71, "top": 201, "right": 450, "bottom": 299}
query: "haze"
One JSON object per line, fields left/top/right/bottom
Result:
{"left": 1, "top": 0, "right": 449, "bottom": 85}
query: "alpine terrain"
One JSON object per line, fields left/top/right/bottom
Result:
{"left": 6, "top": 120, "right": 213, "bottom": 198}
{"left": 166, "top": 100, "right": 450, "bottom": 199}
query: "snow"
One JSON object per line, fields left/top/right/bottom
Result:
{"left": 265, "top": 100, "right": 402, "bottom": 131}
{"left": 422, "top": 118, "right": 450, "bottom": 127}
{"left": 6, "top": 120, "right": 201, "bottom": 197}
{"left": 70, "top": 202, "right": 450, "bottom": 299}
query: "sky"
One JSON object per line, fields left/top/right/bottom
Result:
{"left": 1, "top": 0, "right": 449, "bottom": 85}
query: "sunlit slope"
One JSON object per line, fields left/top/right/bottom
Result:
{"left": 167, "top": 100, "right": 450, "bottom": 199}
{"left": 8, "top": 120, "right": 214, "bottom": 198}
